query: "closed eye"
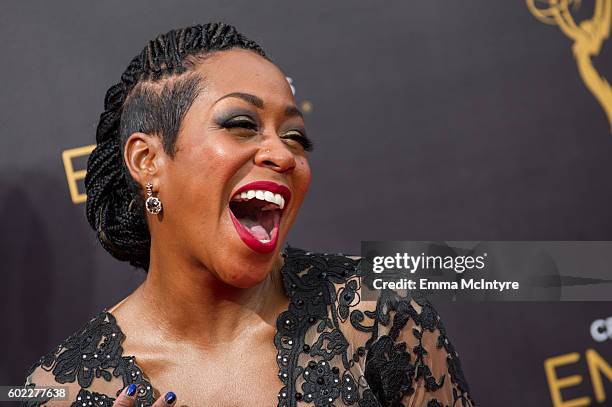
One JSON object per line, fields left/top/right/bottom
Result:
{"left": 219, "top": 114, "right": 313, "bottom": 151}
{"left": 222, "top": 115, "right": 258, "bottom": 131}
{"left": 282, "top": 131, "right": 314, "bottom": 152}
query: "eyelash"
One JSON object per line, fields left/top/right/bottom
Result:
{"left": 222, "top": 117, "right": 314, "bottom": 152}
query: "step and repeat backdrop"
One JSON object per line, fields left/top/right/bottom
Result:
{"left": 1, "top": 1, "right": 611, "bottom": 406}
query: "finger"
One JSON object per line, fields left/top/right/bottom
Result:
{"left": 113, "top": 384, "right": 139, "bottom": 407}
{"left": 151, "top": 391, "right": 177, "bottom": 407}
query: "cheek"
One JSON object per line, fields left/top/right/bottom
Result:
{"left": 164, "top": 137, "right": 253, "bottom": 231}
{"left": 197, "top": 139, "right": 240, "bottom": 177}
{"left": 183, "top": 136, "right": 252, "bottom": 196}
{"left": 294, "top": 156, "right": 312, "bottom": 201}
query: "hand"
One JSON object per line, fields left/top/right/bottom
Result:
{"left": 112, "top": 384, "right": 177, "bottom": 407}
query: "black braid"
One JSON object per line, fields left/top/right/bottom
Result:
{"left": 84, "top": 23, "right": 267, "bottom": 271}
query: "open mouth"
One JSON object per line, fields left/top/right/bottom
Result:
{"left": 228, "top": 181, "right": 291, "bottom": 253}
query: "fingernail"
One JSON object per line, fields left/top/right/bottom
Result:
{"left": 127, "top": 384, "right": 138, "bottom": 397}
{"left": 164, "top": 391, "right": 176, "bottom": 405}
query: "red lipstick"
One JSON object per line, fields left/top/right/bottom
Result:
{"left": 229, "top": 181, "right": 291, "bottom": 253}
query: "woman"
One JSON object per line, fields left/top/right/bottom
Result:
{"left": 22, "top": 23, "right": 474, "bottom": 407}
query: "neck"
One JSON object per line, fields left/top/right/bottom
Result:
{"left": 128, "top": 242, "right": 288, "bottom": 349}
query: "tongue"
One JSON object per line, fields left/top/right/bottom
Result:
{"left": 239, "top": 217, "right": 271, "bottom": 241}
{"left": 247, "top": 224, "right": 270, "bottom": 241}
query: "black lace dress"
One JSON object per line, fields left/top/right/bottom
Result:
{"left": 22, "top": 245, "right": 475, "bottom": 407}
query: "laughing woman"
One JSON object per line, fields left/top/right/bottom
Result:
{"left": 22, "top": 23, "right": 474, "bottom": 407}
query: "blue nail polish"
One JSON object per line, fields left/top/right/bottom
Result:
{"left": 127, "top": 384, "right": 137, "bottom": 397}
{"left": 164, "top": 391, "right": 176, "bottom": 405}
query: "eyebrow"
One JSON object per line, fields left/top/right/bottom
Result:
{"left": 215, "top": 92, "right": 303, "bottom": 119}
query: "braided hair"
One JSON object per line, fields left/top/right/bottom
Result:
{"left": 84, "top": 23, "right": 267, "bottom": 271}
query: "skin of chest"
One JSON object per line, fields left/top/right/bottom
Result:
{"left": 123, "top": 320, "right": 283, "bottom": 406}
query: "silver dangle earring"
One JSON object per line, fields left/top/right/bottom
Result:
{"left": 145, "top": 182, "right": 163, "bottom": 214}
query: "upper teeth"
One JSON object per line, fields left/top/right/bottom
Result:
{"left": 235, "top": 189, "right": 285, "bottom": 209}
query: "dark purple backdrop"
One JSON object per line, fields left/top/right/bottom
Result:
{"left": 1, "top": 1, "right": 611, "bottom": 405}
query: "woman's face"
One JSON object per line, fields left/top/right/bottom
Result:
{"left": 144, "top": 48, "right": 311, "bottom": 287}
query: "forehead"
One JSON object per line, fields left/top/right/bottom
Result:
{"left": 193, "top": 48, "right": 294, "bottom": 103}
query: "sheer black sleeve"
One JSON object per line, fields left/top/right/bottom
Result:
{"left": 342, "top": 288, "right": 475, "bottom": 407}
{"left": 277, "top": 247, "right": 475, "bottom": 407}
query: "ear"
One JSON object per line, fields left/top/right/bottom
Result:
{"left": 123, "top": 132, "right": 165, "bottom": 190}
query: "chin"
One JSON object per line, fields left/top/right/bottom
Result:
{"left": 223, "top": 266, "right": 272, "bottom": 288}
{"left": 211, "top": 249, "right": 278, "bottom": 288}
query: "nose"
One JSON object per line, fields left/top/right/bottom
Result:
{"left": 254, "top": 135, "right": 296, "bottom": 173}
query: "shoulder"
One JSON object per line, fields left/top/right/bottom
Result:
{"left": 21, "top": 311, "right": 151, "bottom": 406}
{"left": 281, "top": 246, "right": 452, "bottom": 338}
{"left": 280, "top": 245, "right": 362, "bottom": 318}
{"left": 280, "top": 245, "right": 361, "bottom": 284}
{"left": 24, "top": 311, "right": 124, "bottom": 384}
